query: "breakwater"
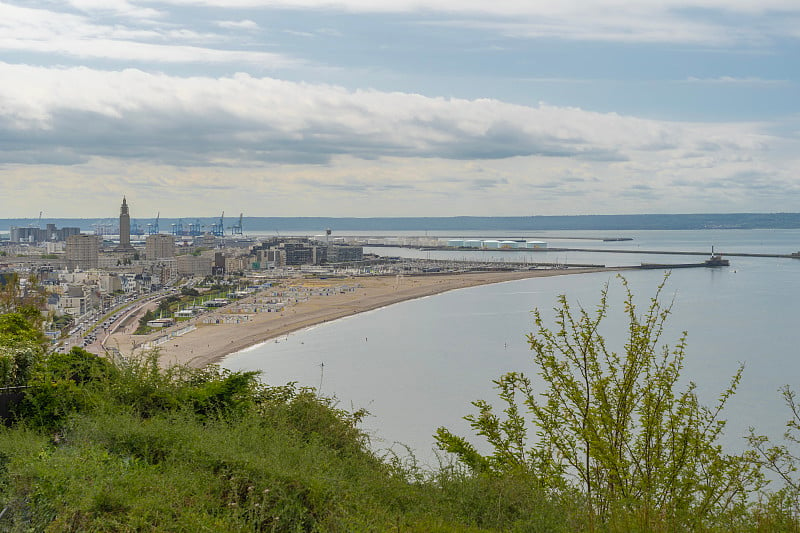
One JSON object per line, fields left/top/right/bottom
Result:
{"left": 404, "top": 245, "right": 798, "bottom": 260}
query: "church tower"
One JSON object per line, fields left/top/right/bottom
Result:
{"left": 115, "top": 196, "right": 135, "bottom": 252}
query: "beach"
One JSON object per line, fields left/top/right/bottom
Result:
{"left": 101, "top": 268, "right": 619, "bottom": 368}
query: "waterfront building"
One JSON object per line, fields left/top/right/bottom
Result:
{"left": 114, "top": 197, "right": 136, "bottom": 253}
{"left": 145, "top": 234, "right": 175, "bottom": 259}
{"left": 326, "top": 244, "right": 364, "bottom": 263}
{"left": 65, "top": 234, "right": 100, "bottom": 270}
{"left": 10, "top": 223, "right": 81, "bottom": 243}
{"left": 249, "top": 238, "right": 363, "bottom": 268}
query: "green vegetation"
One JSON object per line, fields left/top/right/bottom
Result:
{"left": 134, "top": 310, "right": 157, "bottom": 335}
{"left": 0, "top": 313, "right": 47, "bottom": 388}
{"left": 0, "top": 277, "right": 798, "bottom": 530}
{"left": 0, "top": 346, "right": 573, "bottom": 531}
{"left": 48, "top": 315, "right": 73, "bottom": 333}
{"left": 748, "top": 386, "right": 800, "bottom": 523}
{"left": 435, "top": 275, "right": 792, "bottom": 531}
{"left": 180, "top": 286, "right": 200, "bottom": 297}
{"left": 190, "top": 247, "right": 210, "bottom": 256}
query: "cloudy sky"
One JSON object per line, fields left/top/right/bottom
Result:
{"left": 1, "top": 0, "right": 799, "bottom": 218}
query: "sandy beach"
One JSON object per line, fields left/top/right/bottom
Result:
{"left": 100, "top": 268, "right": 620, "bottom": 368}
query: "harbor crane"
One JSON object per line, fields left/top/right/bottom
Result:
{"left": 230, "top": 213, "right": 244, "bottom": 235}
{"left": 147, "top": 212, "right": 160, "bottom": 235}
{"left": 171, "top": 219, "right": 184, "bottom": 236}
{"left": 210, "top": 212, "right": 225, "bottom": 237}
{"left": 131, "top": 219, "right": 144, "bottom": 236}
{"left": 188, "top": 219, "right": 202, "bottom": 236}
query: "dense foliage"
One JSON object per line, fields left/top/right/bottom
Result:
{"left": 0, "top": 345, "right": 578, "bottom": 531}
{"left": 0, "top": 313, "right": 48, "bottom": 388}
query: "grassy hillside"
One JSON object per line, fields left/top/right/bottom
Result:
{"left": 0, "top": 346, "right": 575, "bottom": 532}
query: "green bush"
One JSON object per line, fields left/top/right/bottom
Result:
{"left": 436, "top": 275, "right": 764, "bottom": 530}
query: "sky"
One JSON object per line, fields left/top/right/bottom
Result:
{"left": 1, "top": 0, "right": 799, "bottom": 218}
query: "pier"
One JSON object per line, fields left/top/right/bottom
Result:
{"left": 543, "top": 247, "right": 796, "bottom": 259}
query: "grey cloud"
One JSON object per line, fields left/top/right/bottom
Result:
{"left": 0, "top": 148, "right": 88, "bottom": 166}
{"left": 296, "top": 178, "right": 415, "bottom": 193}
{"left": 0, "top": 66, "right": 776, "bottom": 170}
{"left": 620, "top": 185, "right": 657, "bottom": 199}
{"left": 469, "top": 178, "right": 508, "bottom": 190}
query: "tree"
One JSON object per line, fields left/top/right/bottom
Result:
{"left": 748, "top": 386, "right": 800, "bottom": 521}
{"left": 181, "top": 287, "right": 200, "bottom": 297}
{"left": 0, "top": 312, "right": 48, "bottom": 387}
{"left": 436, "top": 275, "right": 762, "bottom": 528}
{"left": 0, "top": 273, "right": 47, "bottom": 325}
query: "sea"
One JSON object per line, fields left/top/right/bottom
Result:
{"left": 222, "top": 229, "right": 800, "bottom": 467}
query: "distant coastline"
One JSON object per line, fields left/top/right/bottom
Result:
{"left": 4, "top": 212, "right": 800, "bottom": 233}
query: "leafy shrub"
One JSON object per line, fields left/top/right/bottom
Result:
{"left": 436, "top": 275, "right": 763, "bottom": 529}
{"left": 0, "top": 313, "right": 47, "bottom": 388}
{"left": 20, "top": 347, "right": 115, "bottom": 429}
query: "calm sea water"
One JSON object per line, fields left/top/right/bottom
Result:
{"left": 223, "top": 229, "right": 800, "bottom": 466}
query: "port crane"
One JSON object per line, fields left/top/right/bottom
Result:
{"left": 147, "top": 212, "right": 160, "bottom": 235}
{"left": 230, "top": 213, "right": 244, "bottom": 235}
{"left": 131, "top": 219, "right": 144, "bottom": 236}
{"left": 171, "top": 219, "right": 184, "bottom": 236}
{"left": 187, "top": 219, "right": 202, "bottom": 236}
{"left": 210, "top": 212, "right": 225, "bottom": 237}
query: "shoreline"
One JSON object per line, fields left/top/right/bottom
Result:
{"left": 102, "top": 268, "right": 623, "bottom": 368}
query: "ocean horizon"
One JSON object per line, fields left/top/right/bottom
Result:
{"left": 5, "top": 212, "right": 800, "bottom": 234}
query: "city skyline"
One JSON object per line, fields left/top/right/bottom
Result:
{"left": 1, "top": 1, "right": 798, "bottom": 218}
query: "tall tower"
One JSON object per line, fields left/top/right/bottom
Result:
{"left": 115, "top": 196, "right": 135, "bottom": 252}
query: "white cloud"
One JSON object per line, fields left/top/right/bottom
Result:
{"left": 66, "top": 0, "right": 163, "bottom": 19}
{"left": 215, "top": 19, "right": 260, "bottom": 30}
{"left": 0, "top": 1, "right": 796, "bottom": 217}
{"left": 685, "top": 76, "right": 790, "bottom": 86}
{"left": 0, "top": 3, "right": 294, "bottom": 67}
{"left": 0, "top": 62, "right": 786, "bottom": 213}
{"left": 1, "top": 63, "right": 768, "bottom": 166}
